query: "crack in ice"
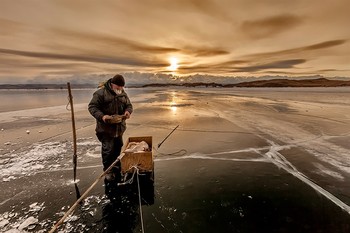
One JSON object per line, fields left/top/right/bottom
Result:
{"left": 261, "top": 141, "right": 350, "bottom": 214}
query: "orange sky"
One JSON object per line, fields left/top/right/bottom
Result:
{"left": 0, "top": 0, "right": 349, "bottom": 83}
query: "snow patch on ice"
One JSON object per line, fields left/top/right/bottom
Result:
{"left": 18, "top": 216, "right": 38, "bottom": 230}
{"left": 0, "top": 141, "right": 68, "bottom": 180}
{"left": 66, "top": 179, "right": 80, "bottom": 185}
{"left": 0, "top": 202, "right": 46, "bottom": 232}
{"left": 77, "top": 140, "right": 99, "bottom": 146}
{"left": 53, "top": 195, "right": 109, "bottom": 233}
{"left": 0, "top": 219, "right": 9, "bottom": 228}
{"left": 29, "top": 202, "right": 45, "bottom": 212}
{"left": 2, "top": 176, "right": 16, "bottom": 182}
{"left": 85, "top": 146, "right": 100, "bottom": 158}
{"left": 1, "top": 138, "right": 101, "bottom": 181}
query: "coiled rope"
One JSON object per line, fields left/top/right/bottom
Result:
{"left": 135, "top": 166, "right": 145, "bottom": 233}
{"left": 115, "top": 165, "right": 146, "bottom": 233}
{"left": 153, "top": 146, "right": 187, "bottom": 157}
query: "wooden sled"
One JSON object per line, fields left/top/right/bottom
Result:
{"left": 120, "top": 136, "right": 154, "bottom": 183}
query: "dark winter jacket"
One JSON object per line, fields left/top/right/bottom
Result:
{"left": 88, "top": 79, "right": 133, "bottom": 137}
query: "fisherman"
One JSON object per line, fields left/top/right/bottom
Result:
{"left": 88, "top": 74, "right": 133, "bottom": 181}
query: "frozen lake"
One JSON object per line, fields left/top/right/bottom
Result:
{"left": 1, "top": 87, "right": 350, "bottom": 232}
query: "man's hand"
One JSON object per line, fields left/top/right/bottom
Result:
{"left": 102, "top": 115, "right": 113, "bottom": 123}
{"left": 124, "top": 111, "right": 131, "bottom": 119}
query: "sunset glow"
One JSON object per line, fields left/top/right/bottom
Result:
{"left": 0, "top": 0, "right": 349, "bottom": 83}
{"left": 168, "top": 57, "right": 179, "bottom": 71}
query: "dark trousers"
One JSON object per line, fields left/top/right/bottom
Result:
{"left": 97, "top": 134, "right": 123, "bottom": 171}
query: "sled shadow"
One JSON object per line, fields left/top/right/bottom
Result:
{"left": 101, "top": 172, "right": 154, "bottom": 232}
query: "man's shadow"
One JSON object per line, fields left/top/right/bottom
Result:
{"left": 102, "top": 172, "right": 155, "bottom": 233}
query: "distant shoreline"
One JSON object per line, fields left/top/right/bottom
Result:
{"left": 1, "top": 78, "right": 350, "bottom": 89}
{"left": 0, "top": 84, "right": 94, "bottom": 90}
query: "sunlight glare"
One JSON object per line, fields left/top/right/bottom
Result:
{"left": 170, "top": 102, "right": 177, "bottom": 112}
{"left": 170, "top": 92, "right": 178, "bottom": 113}
{"left": 169, "top": 57, "right": 178, "bottom": 71}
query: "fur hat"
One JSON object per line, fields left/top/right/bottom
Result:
{"left": 111, "top": 74, "right": 125, "bottom": 86}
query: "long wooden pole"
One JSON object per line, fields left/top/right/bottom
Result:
{"left": 48, "top": 153, "right": 125, "bottom": 233}
{"left": 67, "top": 82, "right": 78, "bottom": 181}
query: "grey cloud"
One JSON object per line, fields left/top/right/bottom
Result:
{"left": 241, "top": 14, "right": 303, "bottom": 39}
{"left": 318, "top": 69, "right": 341, "bottom": 72}
{"left": 176, "top": 59, "right": 303, "bottom": 75}
{"left": 183, "top": 47, "right": 230, "bottom": 57}
{"left": 178, "top": 59, "right": 248, "bottom": 74}
{"left": 52, "top": 28, "right": 229, "bottom": 58}
{"left": 177, "top": 65, "right": 234, "bottom": 75}
{"left": 316, "top": 68, "right": 350, "bottom": 73}
{"left": 175, "top": 59, "right": 250, "bottom": 75}
{"left": 258, "top": 70, "right": 318, "bottom": 76}
{"left": 304, "top": 40, "right": 347, "bottom": 51}
{"left": 243, "top": 39, "right": 347, "bottom": 59}
{"left": 215, "top": 60, "right": 249, "bottom": 66}
{"left": 0, "top": 48, "right": 168, "bottom": 68}
{"left": 51, "top": 28, "right": 179, "bottom": 54}
{"left": 233, "top": 59, "right": 306, "bottom": 72}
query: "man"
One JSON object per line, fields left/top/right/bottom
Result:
{"left": 88, "top": 74, "right": 133, "bottom": 181}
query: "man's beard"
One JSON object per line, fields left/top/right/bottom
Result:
{"left": 114, "top": 89, "right": 122, "bottom": 95}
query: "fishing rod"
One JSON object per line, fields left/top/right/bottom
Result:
{"left": 157, "top": 125, "right": 179, "bottom": 148}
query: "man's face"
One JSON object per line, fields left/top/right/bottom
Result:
{"left": 111, "top": 83, "right": 123, "bottom": 92}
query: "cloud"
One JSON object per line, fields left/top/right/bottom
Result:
{"left": 243, "top": 39, "right": 347, "bottom": 59}
{"left": 182, "top": 47, "right": 230, "bottom": 57}
{"left": 304, "top": 40, "right": 347, "bottom": 51}
{"left": 177, "top": 59, "right": 248, "bottom": 74}
{"left": 177, "top": 58, "right": 306, "bottom": 74}
{"left": 0, "top": 48, "right": 167, "bottom": 68}
{"left": 233, "top": 59, "right": 306, "bottom": 72}
{"left": 177, "top": 57, "right": 305, "bottom": 75}
{"left": 49, "top": 28, "right": 229, "bottom": 58}
{"left": 0, "top": 26, "right": 232, "bottom": 77}
{"left": 47, "top": 28, "right": 179, "bottom": 54}
{"left": 184, "top": 0, "right": 233, "bottom": 21}
{"left": 241, "top": 14, "right": 303, "bottom": 39}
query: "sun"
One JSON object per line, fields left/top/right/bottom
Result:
{"left": 168, "top": 57, "right": 179, "bottom": 71}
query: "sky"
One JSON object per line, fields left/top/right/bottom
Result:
{"left": 0, "top": 0, "right": 350, "bottom": 84}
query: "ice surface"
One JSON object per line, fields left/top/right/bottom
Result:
{"left": 1, "top": 87, "right": 350, "bottom": 232}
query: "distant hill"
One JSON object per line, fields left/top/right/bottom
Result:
{"left": 0, "top": 83, "right": 95, "bottom": 89}
{"left": 140, "top": 82, "right": 223, "bottom": 88}
{"left": 140, "top": 78, "right": 350, "bottom": 88}
{"left": 1, "top": 78, "right": 349, "bottom": 89}
{"left": 225, "top": 78, "right": 350, "bottom": 87}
